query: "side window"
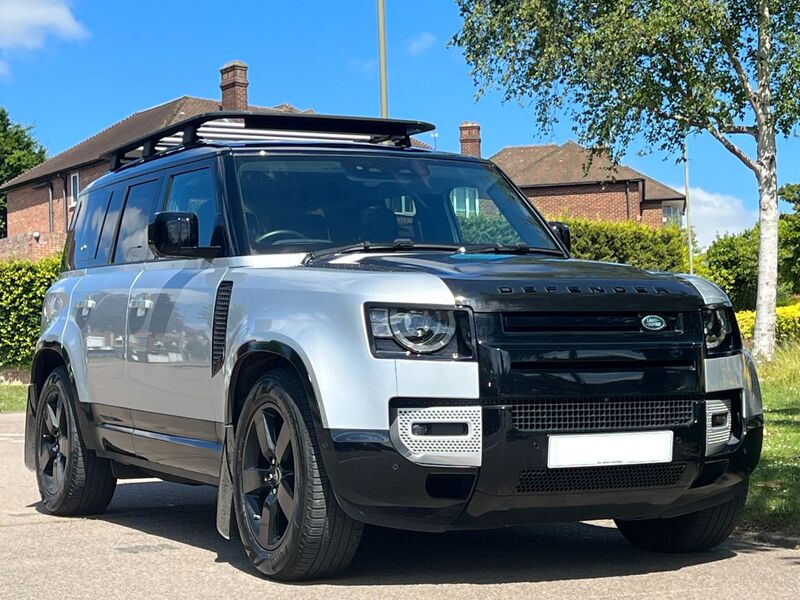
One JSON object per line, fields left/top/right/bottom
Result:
{"left": 67, "top": 189, "right": 111, "bottom": 270}
{"left": 114, "top": 179, "right": 161, "bottom": 264}
{"left": 95, "top": 188, "right": 125, "bottom": 265}
{"left": 163, "top": 168, "right": 219, "bottom": 247}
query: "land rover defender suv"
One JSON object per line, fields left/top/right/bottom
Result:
{"left": 25, "top": 111, "right": 763, "bottom": 581}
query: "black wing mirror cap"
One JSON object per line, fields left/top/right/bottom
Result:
{"left": 148, "top": 212, "right": 219, "bottom": 260}
{"left": 549, "top": 221, "right": 572, "bottom": 254}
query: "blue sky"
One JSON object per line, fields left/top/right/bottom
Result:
{"left": 1, "top": 0, "right": 797, "bottom": 246}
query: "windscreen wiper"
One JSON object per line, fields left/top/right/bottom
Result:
{"left": 468, "top": 243, "right": 565, "bottom": 256}
{"left": 304, "top": 239, "right": 464, "bottom": 264}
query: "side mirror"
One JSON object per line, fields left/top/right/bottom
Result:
{"left": 549, "top": 221, "right": 572, "bottom": 253}
{"left": 148, "top": 212, "right": 219, "bottom": 259}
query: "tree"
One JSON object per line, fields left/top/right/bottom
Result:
{"left": 780, "top": 183, "right": 800, "bottom": 211}
{"left": 0, "top": 108, "right": 46, "bottom": 237}
{"left": 454, "top": 0, "right": 800, "bottom": 360}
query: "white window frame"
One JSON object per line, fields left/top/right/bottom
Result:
{"left": 69, "top": 172, "right": 80, "bottom": 208}
{"left": 450, "top": 187, "right": 480, "bottom": 218}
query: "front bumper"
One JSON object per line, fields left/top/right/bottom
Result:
{"left": 319, "top": 409, "right": 763, "bottom": 532}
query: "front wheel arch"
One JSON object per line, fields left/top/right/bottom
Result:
{"left": 227, "top": 341, "right": 324, "bottom": 433}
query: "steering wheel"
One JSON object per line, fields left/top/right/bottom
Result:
{"left": 255, "top": 229, "right": 309, "bottom": 245}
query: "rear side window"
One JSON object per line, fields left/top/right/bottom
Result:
{"left": 114, "top": 179, "right": 161, "bottom": 264}
{"left": 163, "top": 168, "right": 219, "bottom": 247}
{"left": 65, "top": 189, "right": 111, "bottom": 270}
{"left": 94, "top": 189, "right": 125, "bottom": 265}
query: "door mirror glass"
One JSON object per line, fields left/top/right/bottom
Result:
{"left": 148, "top": 212, "right": 218, "bottom": 259}
{"left": 549, "top": 221, "right": 572, "bottom": 253}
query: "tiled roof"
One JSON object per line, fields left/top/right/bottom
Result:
{"left": 490, "top": 140, "right": 684, "bottom": 202}
{"left": 1, "top": 97, "right": 305, "bottom": 191}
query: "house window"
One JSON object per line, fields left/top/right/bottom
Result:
{"left": 387, "top": 195, "right": 416, "bottom": 217}
{"left": 450, "top": 186, "right": 480, "bottom": 218}
{"left": 70, "top": 173, "right": 80, "bottom": 208}
{"left": 662, "top": 203, "right": 683, "bottom": 226}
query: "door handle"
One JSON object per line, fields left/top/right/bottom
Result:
{"left": 128, "top": 296, "right": 154, "bottom": 317}
{"left": 75, "top": 298, "right": 96, "bottom": 317}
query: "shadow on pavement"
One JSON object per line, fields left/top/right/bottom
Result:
{"left": 45, "top": 478, "right": 783, "bottom": 585}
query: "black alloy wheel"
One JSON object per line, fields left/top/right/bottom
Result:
{"left": 233, "top": 368, "right": 363, "bottom": 580}
{"left": 34, "top": 367, "right": 116, "bottom": 516}
{"left": 241, "top": 402, "right": 297, "bottom": 550}
{"left": 38, "top": 387, "right": 70, "bottom": 496}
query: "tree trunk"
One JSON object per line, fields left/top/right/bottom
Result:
{"left": 752, "top": 132, "right": 779, "bottom": 361}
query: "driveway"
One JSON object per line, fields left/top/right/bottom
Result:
{"left": 1, "top": 412, "right": 797, "bottom": 599}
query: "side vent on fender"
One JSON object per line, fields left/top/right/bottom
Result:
{"left": 212, "top": 281, "right": 233, "bottom": 376}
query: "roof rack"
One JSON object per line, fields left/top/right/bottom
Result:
{"left": 105, "top": 110, "right": 436, "bottom": 170}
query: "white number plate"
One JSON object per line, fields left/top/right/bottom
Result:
{"left": 547, "top": 431, "right": 674, "bottom": 469}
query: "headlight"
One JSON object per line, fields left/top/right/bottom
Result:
{"left": 701, "top": 306, "right": 739, "bottom": 355}
{"left": 366, "top": 305, "right": 474, "bottom": 359}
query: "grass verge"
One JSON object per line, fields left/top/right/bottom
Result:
{"left": 742, "top": 344, "right": 800, "bottom": 535}
{"left": 0, "top": 384, "right": 28, "bottom": 413}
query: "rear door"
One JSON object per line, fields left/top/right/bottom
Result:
{"left": 69, "top": 176, "right": 163, "bottom": 453}
{"left": 125, "top": 160, "right": 229, "bottom": 478}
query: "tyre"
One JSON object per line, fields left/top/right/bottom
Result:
{"left": 615, "top": 490, "right": 747, "bottom": 553}
{"left": 232, "top": 368, "right": 363, "bottom": 581}
{"left": 34, "top": 367, "right": 117, "bottom": 515}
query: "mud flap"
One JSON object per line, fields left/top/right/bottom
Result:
{"left": 215, "top": 424, "right": 235, "bottom": 539}
{"left": 24, "top": 385, "right": 37, "bottom": 471}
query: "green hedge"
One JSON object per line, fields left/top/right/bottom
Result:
{"left": 0, "top": 257, "right": 61, "bottom": 367}
{"left": 736, "top": 302, "right": 800, "bottom": 343}
{"left": 460, "top": 215, "right": 689, "bottom": 272}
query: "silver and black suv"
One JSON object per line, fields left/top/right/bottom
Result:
{"left": 25, "top": 111, "right": 763, "bottom": 580}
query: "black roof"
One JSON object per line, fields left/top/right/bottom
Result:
{"left": 105, "top": 110, "right": 436, "bottom": 170}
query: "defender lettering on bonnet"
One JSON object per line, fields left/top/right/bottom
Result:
{"left": 26, "top": 110, "right": 763, "bottom": 581}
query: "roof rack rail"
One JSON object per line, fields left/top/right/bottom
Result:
{"left": 105, "top": 110, "right": 436, "bottom": 170}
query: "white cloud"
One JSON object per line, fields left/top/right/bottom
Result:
{"left": 681, "top": 186, "right": 758, "bottom": 248}
{"left": 405, "top": 31, "right": 437, "bottom": 56}
{"left": 347, "top": 57, "right": 377, "bottom": 73}
{"left": 0, "top": 0, "right": 86, "bottom": 74}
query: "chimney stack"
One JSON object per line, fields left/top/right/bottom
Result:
{"left": 220, "top": 61, "right": 249, "bottom": 111}
{"left": 459, "top": 121, "right": 481, "bottom": 157}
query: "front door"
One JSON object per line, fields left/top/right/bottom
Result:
{"left": 125, "top": 163, "right": 229, "bottom": 479}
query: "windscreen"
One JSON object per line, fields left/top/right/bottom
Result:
{"left": 235, "top": 152, "right": 560, "bottom": 254}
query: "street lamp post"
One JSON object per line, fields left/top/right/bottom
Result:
{"left": 684, "top": 140, "right": 694, "bottom": 274}
{"left": 377, "top": 0, "right": 389, "bottom": 118}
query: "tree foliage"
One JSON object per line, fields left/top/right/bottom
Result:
{"left": 0, "top": 107, "right": 47, "bottom": 236}
{"left": 453, "top": 0, "right": 800, "bottom": 160}
{"left": 704, "top": 216, "right": 800, "bottom": 309}
{"left": 453, "top": 0, "right": 800, "bottom": 359}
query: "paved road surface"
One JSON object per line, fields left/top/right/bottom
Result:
{"left": 1, "top": 412, "right": 797, "bottom": 599}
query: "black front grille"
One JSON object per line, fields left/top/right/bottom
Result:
{"left": 511, "top": 397, "right": 696, "bottom": 432}
{"left": 515, "top": 463, "right": 687, "bottom": 494}
{"left": 502, "top": 312, "right": 683, "bottom": 334}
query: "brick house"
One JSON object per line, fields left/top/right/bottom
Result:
{"left": 459, "top": 122, "right": 685, "bottom": 227}
{"left": 0, "top": 61, "right": 308, "bottom": 261}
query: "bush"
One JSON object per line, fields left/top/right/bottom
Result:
{"left": 704, "top": 216, "right": 800, "bottom": 311}
{"left": 564, "top": 219, "right": 688, "bottom": 272}
{"left": 736, "top": 302, "right": 800, "bottom": 343}
{"left": 459, "top": 215, "right": 689, "bottom": 272}
{"left": 0, "top": 256, "right": 61, "bottom": 366}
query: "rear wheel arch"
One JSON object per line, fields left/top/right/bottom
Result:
{"left": 30, "top": 342, "right": 101, "bottom": 451}
{"left": 31, "top": 344, "right": 71, "bottom": 398}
